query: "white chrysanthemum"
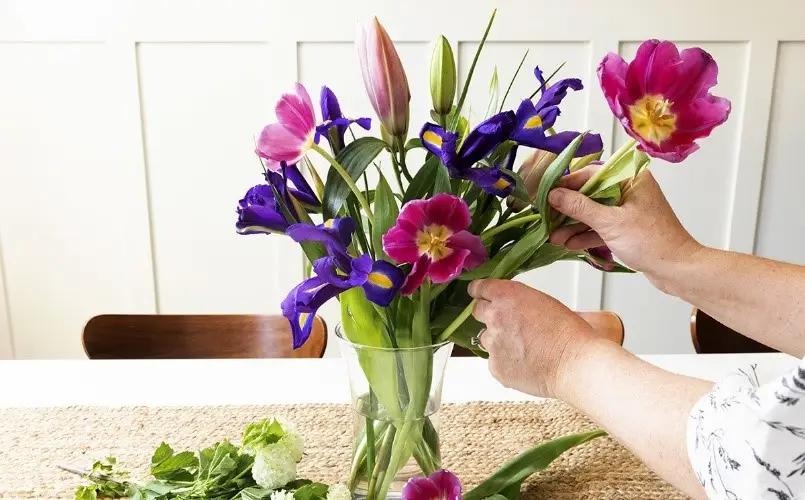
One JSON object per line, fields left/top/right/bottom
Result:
{"left": 270, "top": 490, "right": 296, "bottom": 500}
{"left": 326, "top": 483, "right": 352, "bottom": 500}
{"left": 252, "top": 449, "right": 297, "bottom": 490}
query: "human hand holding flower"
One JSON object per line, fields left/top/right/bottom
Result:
{"left": 548, "top": 166, "right": 702, "bottom": 288}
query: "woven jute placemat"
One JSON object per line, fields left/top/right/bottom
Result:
{"left": 0, "top": 401, "right": 688, "bottom": 499}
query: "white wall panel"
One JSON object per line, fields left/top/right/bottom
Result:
{"left": 137, "top": 43, "right": 296, "bottom": 314}
{"left": 755, "top": 42, "right": 805, "bottom": 265}
{"left": 0, "top": 238, "right": 12, "bottom": 359}
{"left": 0, "top": 42, "right": 154, "bottom": 358}
{"left": 605, "top": 42, "right": 749, "bottom": 353}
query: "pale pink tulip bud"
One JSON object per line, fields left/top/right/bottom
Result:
{"left": 357, "top": 17, "right": 411, "bottom": 138}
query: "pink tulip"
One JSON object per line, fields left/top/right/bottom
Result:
{"left": 357, "top": 17, "right": 411, "bottom": 138}
{"left": 598, "top": 40, "right": 731, "bottom": 162}
{"left": 402, "top": 470, "right": 462, "bottom": 500}
{"left": 256, "top": 83, "right": 316, "bottom": 171}
{"left": 383, "top": 194, "right": 486, "bottom": 296}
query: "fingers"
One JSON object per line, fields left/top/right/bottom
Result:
{"left": 467, "top": 279, "right": 509, "bottom": 302}
{"left": 564, "top": 230, "right": 606, "bottom": 251}
{"left": 557, "top": 164, "right": 600, "bottom": 190}
{"left": 550, "top": 222, "right": 589, "bottom": 246}
{"left": 472, "top": 298, "right": 492, "bottom": 323}
{"left": 548, "top": 187, "right": 610, "bottom": 229}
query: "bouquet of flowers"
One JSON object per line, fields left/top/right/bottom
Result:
{"left": 236, "top": 10, "right": 729, "bottom": 500}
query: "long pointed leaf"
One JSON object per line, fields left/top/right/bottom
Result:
{"left": 499, "top": 49, "right": 529, "bottom": 113}
{"left": 372, "top": 174, "right": 399, "bottom": 262}
{"left": 323, "top": 137, "right": 387, "bottom": 219}
{"left": 536, "top": 132, "right": 586, "bottom": 230}
{"left": 449, "top": 9, "right": 497, "bottom": 131}
{"left": 403, "top": 155, "right": 440, "bottom": 203}
{"left": 463, "top": 430, "right": 606, "bottom": 500}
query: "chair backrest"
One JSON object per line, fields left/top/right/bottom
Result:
{"left": 82, "top": 314, "right": 327, "bottom": 359}
{"left": 451, "top": 310, "right": 624, "bottom": 356}
{"left": 690, "top": 308, "right": 776, "bottom": 354}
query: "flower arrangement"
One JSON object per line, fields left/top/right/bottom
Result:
{"left": 236, "top": 10, "right": 730, "bottom": 500}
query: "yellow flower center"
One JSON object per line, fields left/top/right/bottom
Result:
{"left": 628, "top": 94, "right": 677, "bottom": 145}
{"left": 367, "top": 272, "right": 393, "bottom": 289}
{"left": 416, "top": 224, "right": 453, "bottom": 261}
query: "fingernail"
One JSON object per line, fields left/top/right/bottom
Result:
{"left": 548, "top": 189, "right": 564, "bottom": 206}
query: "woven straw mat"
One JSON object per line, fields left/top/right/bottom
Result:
{"left": 0, "top": 401, "right": 688, "bottom": 499}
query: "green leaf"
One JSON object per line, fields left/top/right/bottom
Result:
{"left": 501, "top": 168, "right": 529, "bottom": 203}
{"left": 589, "top": 149, "right": 650, "bottom": 196}
{"left": 517, "top": 243, "right": 570, "bottom": 274}
{"left": 294, "top": 483, "right": 329, "bottom": 500}
{"left": 151, "top": 442, "right": 174, "bottom": 466}
{"left": 449, "top": 9, "right": 496, "bottom": 130}
{"left": 404, "top": 138, "right": 423, "bottom": 152}
{"left": 75, "top": 486, "right": 98, "bottom": 500}
{"left": 242, "top": 418, "right": 286, "bottom": 451}
{"left": 403, "top": 155, "right": 440, "bottom": 203}
{"left": 430, "top": 305, "right": 486, "bottom": 357}
{"left": 433, "top": 164, "right": 451, "bottom": 195}
{"left": 284, "top": 479, "right": 313, "bottom": 490}
{"left": 240, "top": 486, "right": 274, "bottom": 500}
{"left": 536, "top": 133, "right": 586, "bottom": 231}
{"left": 463, "top": 430, "right": 607, "bottom": 500}
{"left": 323, "top": 137, "right": 387, "bottom": 219}
{"left": 490, "top": 223, "right": 549, "bottom": 279}
{"left": 485, "top": 495, "right": 510, "bottom": 500}
{"left": 372, "top": 173, "right": 399, "bottom": 262}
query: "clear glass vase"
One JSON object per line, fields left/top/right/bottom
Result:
{"left": 337, "top": 327, "right": 453, "bottom": 500}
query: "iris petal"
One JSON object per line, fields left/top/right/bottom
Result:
{"left": 361, "top": 260, "right": 405, "bottom": 306}
{"left": 281, "top": 276, "right": 342, "bottom": 348}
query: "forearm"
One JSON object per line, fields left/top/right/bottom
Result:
{"left": 558, "top": 338, "right": 712, "bottom": 499}
{"left": 653, "top": 246, "right": 805, "bottom": 356}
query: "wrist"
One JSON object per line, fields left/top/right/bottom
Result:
{"left": 644, "top": 239, "right": 707, "bottom": 296}
{"left": 554, "top": 335, "right": 616, "bottom": 403}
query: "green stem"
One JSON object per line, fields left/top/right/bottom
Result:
{"left": 436, "top": 301, "right": 475, "bottom": 343}
{"left": 482, "top": 214, "right": 541, "bottom": 242}
{"left": 310, "top": 143, "right": 374, "bottom": 220}
{"left": 397, "top": 142, "right": 413, "bottom": 182}
{"left": 367, "top": 425, "right": 397, "bottom": 500}
{"left": 365, "top": 391, "right": 377, "bottom": 479}
{"left": 578, "top": 139, "right": 637, "bottom": 195}
{"left": 498, "top": 206, "right": 515, "bottom": 223}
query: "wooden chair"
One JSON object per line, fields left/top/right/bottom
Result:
{"left": 452, "top": 310, "right": 624, "bottom": 356}
{"left": 82, "top": 314, "right": 327, "bottom": 359}
{"left": 690, "top": 308, "right": 776, "bottom": 354}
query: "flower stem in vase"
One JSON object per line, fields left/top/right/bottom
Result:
{"left": 367, "top": 425, "right": 397, "bottom": 500}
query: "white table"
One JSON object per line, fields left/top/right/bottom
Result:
{"left": 0, "top": 353, "right": 798, "bottom": 407}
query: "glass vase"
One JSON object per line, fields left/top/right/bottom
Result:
{"left": 337, "top": 327, "right": 453, "bottom": 500}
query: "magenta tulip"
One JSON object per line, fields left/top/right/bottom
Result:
{"left": 383, "top": 194, "right": 486, "bottom": 296}
{"left": 357, "top": 17, "right": 411, "bottom": 138}
{"left": 402, "top": 470, "right": 462, "bottom": 500}
{"left": 256, "top": 83, "right": 316, "bottom": 171}
{"left": 598, "top": 40, "right": 731, "bottom": 162}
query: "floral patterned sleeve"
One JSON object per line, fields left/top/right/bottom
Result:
{"left": 687, "top": 358, "right": 805, "bottom": 500}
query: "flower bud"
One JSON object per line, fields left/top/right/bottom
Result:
{"left": 429, "top": 36, "right": 456, "bottom": 116}
{"left": 357, "top": 17, "right": 411, "bottom": 138}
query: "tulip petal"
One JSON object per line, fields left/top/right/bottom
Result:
{"left": 625, "top": 39, "right": 682, "bottom": 100}
{"left": 402, "top": 476, "right": 442, "bottom": 500}
{"left": 362, "top": 260, "right": 405, "bottom": 306}
{"left": 383, "top": 224, "right": 421, "bottom": 264}
{"left": 446, "top": 230, "right": 486, "bottom": 270}
{"left": 401, "top": 254, "right": 430, "bottom": 296}
{"left": 675, "top": 94, "right": 732, "bottom": 139}
{"left": 428, "top": 470, "right": 462, "bottom": 500}
{"left": 671, "top": 48, "right": 721, "bottom": 103}
{"left": 275, "top": 83, "right": 316, "bottom": 141}
{"left": 428, "top": 247, "right": 470, "bottom": 283}
{"left": 424, "top": 193, "right": 471, "bottom": 233}
{"left": 597, "top": 52, "right": 630, "bottom": 117}
{"left": 257, "top": 123, "right": 306, "bottom": 164}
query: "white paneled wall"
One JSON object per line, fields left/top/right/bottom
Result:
{"left": 1, "top": 0, "right": 804, "bottom": 358}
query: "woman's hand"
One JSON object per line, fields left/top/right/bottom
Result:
{"left": 548, "top": 167, "right": 701, "bottom": 285}
{"left": 468, "top": 279, "right": 598, "bottom": 398}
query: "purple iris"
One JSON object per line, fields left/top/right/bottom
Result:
{"left": 314, "top": 86, "right": 372, "bottom": 151}
{"left": 510, "top": 66, "right": 603, "bottom": 157}
{"left": 236, "top": 163, "right": 319, "bottom": 235}
{"left": 419, "top": 111, "right": 518, "bottom": 197}
{"left": 281, "top": 217, "right": 404, "bottom": 348}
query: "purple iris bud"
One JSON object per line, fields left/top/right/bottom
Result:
{"left": 418, "top": 111, "right": 517, "bottom": 198}
{"left": 509, "top": 66, "right": 604, "bottom": 157}
{"left": 282, "top": 218, "right": 405, "bottom": 348}
{"left": 236, "top": 184, "right": 290, "bottom": 235}
{"left": 314, "top": 86, "right": 372, "bottom": 150}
